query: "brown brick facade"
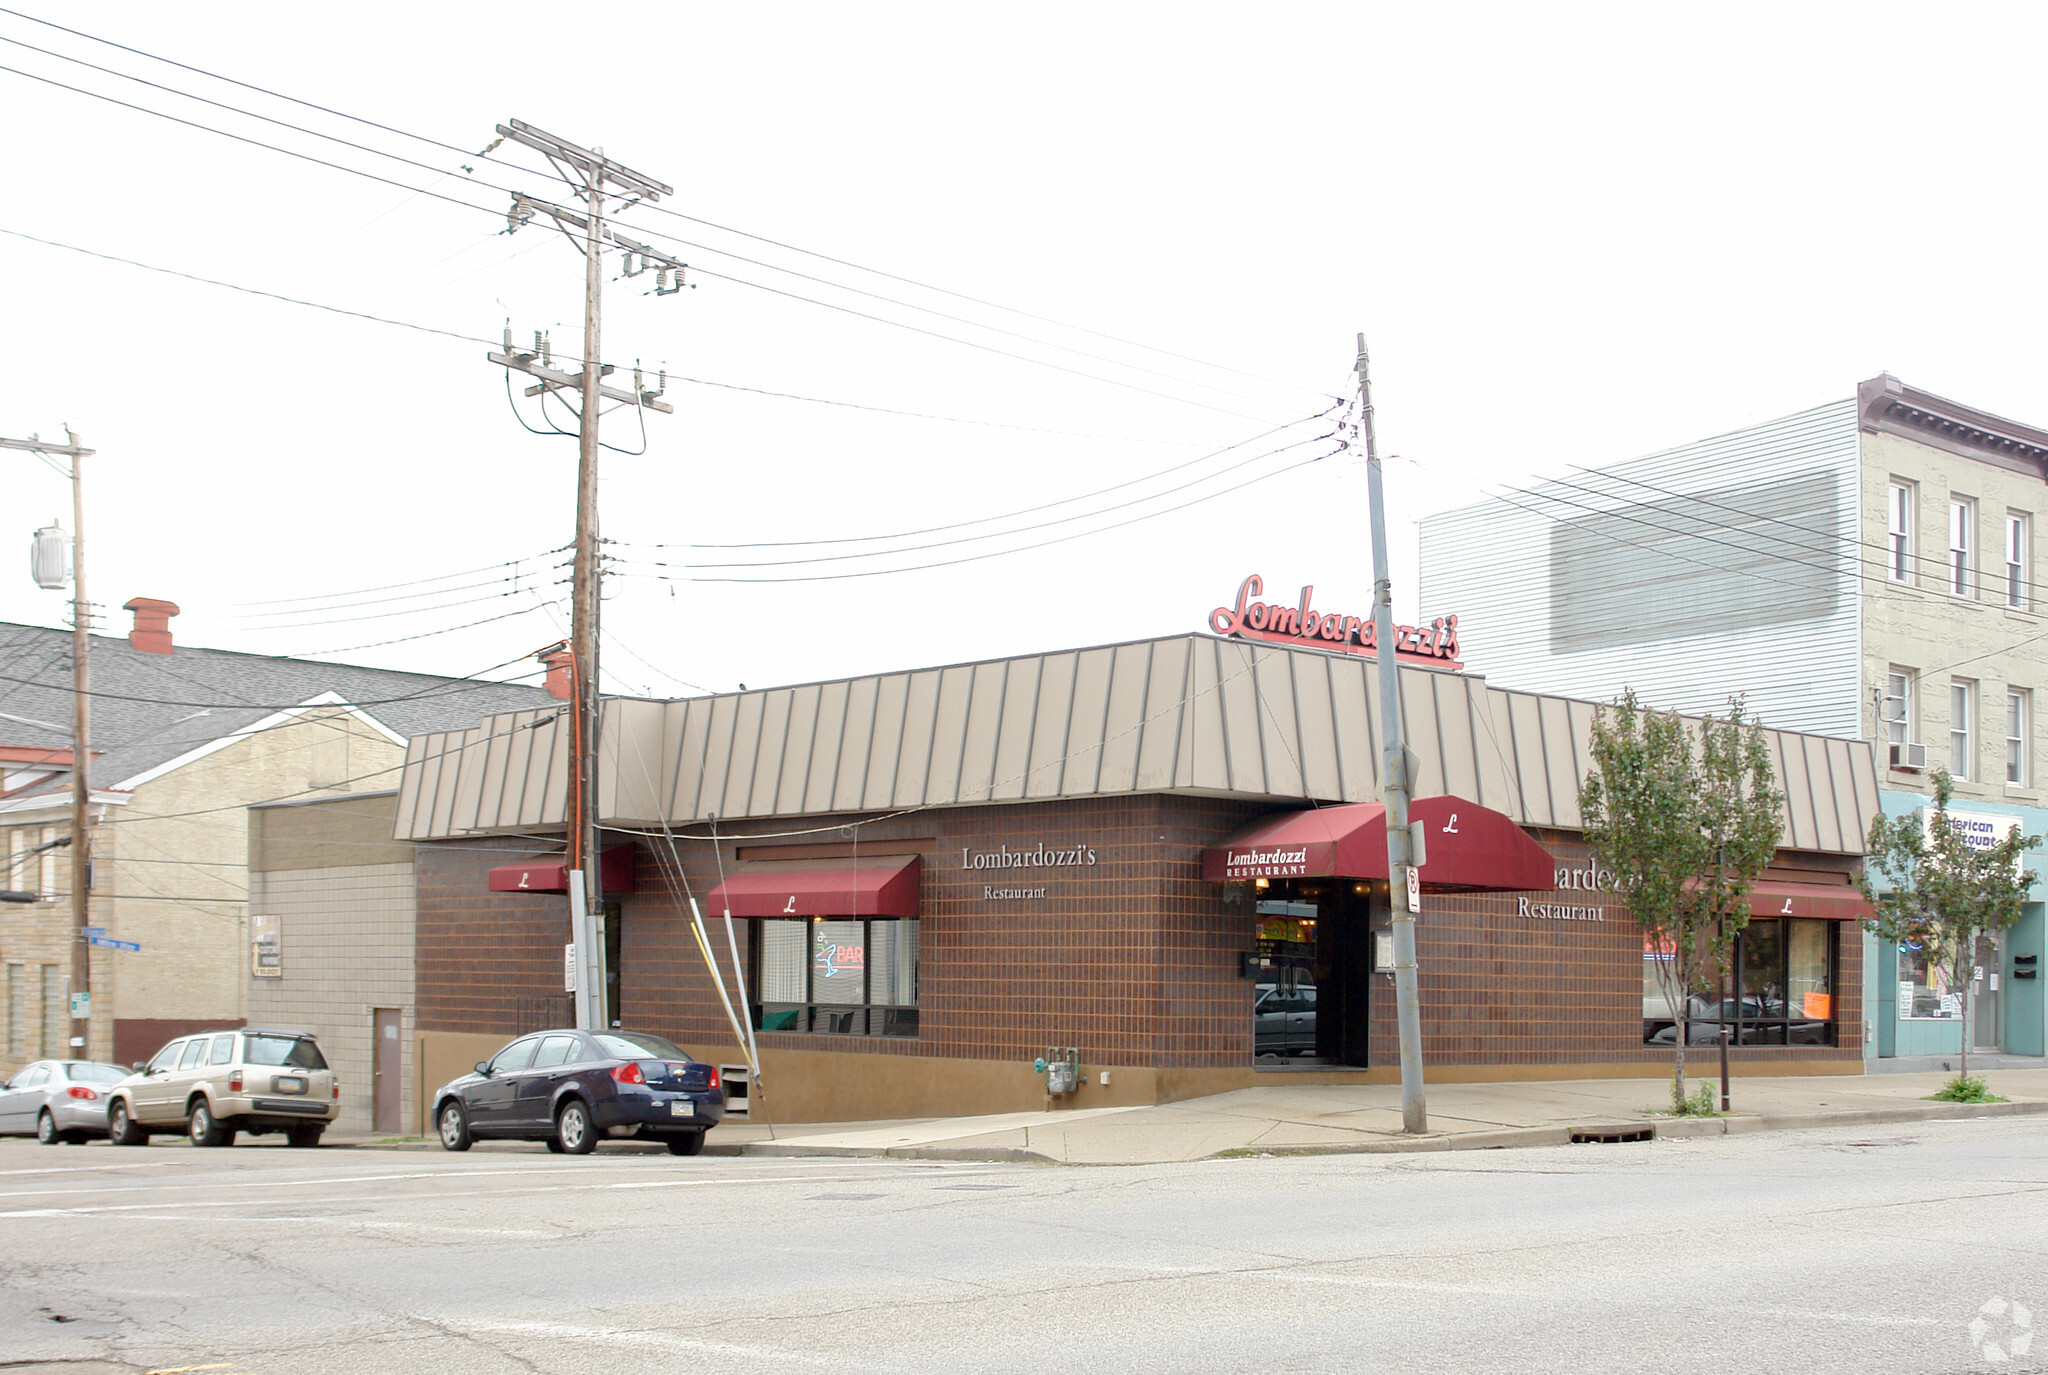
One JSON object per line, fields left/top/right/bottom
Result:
{"left": 414, "top": 795, "right": 1865, "bottom": 1093}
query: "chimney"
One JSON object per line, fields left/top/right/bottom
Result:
{"left": 123, "top": 597, "right": 180, "bottom": 654}
{"left": 542, "top": 647, "right": 573, "bottom": 700}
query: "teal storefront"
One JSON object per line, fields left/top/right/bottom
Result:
{"left": 1868, "top": 791, "right": 2047, "bottom": 1063}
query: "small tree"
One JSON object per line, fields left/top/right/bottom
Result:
{"left": 1860, "top": 770, "right": 2036, "bottom": 1089}
{"left": 1579, "top": 691, "right": 1784, "bottom": 1111}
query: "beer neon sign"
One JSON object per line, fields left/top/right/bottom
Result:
{"left": 1209, "top": 574, "right": 1462, "bottom": 669}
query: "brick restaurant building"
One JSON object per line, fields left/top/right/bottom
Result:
{"left": 394, "top": 621, "right": 1883, "bottom": 1124}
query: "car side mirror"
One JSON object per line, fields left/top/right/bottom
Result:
{"left": 132, "top": 1061, "right": 146, "bottom": 1072}
{"left": 474, "top": 1061, "right": 492, "bottom": 1077}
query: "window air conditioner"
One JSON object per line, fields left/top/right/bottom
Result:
{"left": 1889, "top": 742, "right": 1926, "bottom": 770}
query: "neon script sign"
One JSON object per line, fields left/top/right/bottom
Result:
{"left": 1209, "top": 574, "right": 1462, "bottom": 669}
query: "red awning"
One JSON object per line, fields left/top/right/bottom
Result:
{"left": 1745, "top": 880, "right": 1873, "bottom": 922}
{"left": 487, "top": 844, "right": 638, "bottom": 896}
{"left": 1200, "top": 795, "right": 1554, "bottom": 893}
{"left": 705, "top": 855, "right": 921, "bottom": 918}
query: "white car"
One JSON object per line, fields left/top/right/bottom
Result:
{"left": 0, "top": 1060, "right": 131, "bottom": 1143}
{"left": 105, "top": 1028, "right": 339, "bottom": 1148}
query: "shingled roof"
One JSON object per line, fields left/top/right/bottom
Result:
{"left": 0, "top": 620, "right": 558, "bottom": 803}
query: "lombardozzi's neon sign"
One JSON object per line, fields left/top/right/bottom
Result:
{"left": 1209, "top": 574, "right": 1462, "bottom": 669}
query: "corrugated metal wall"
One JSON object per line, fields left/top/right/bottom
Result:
{"left": 391, "top": 633, "right": 1880, "bottom": 854}
{"left": 1419, "top": 399, "right": 1862, "bottom": 737}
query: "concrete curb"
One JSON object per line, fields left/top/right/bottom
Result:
{"left": 336, "top": 1095, "right": 2048, "bottom": 1165}
{"left": 1191, "top": 1098, "right": 2048, "bottom": 1161}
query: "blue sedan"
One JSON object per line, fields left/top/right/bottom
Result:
{"left": 433, "top": 1029, "right": 725, "bottom": 1156}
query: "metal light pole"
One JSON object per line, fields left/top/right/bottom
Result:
{"left": 3, "top": 429, "right": 95, "bottom": 1058}
{"left": 1356, "top": 335, "right": 1428, "bottom": 1134}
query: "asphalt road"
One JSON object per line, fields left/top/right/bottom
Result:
{"left": 0, "top": 1117, "right": 2042, "bottom": 1375}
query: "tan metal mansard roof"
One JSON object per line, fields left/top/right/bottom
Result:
{"left": 392, "top": 633, "right": 1882, "bottom": 854}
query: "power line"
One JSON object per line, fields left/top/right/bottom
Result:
{"left": 226, "top": 570, "right": 562, "bottom": 625}
{"left": 0, "top": 4, "right": 1333, "bottom": 403}
{"left": 618, "top": 438, "right": 1345, "bottom": 584}
{"left": 0, "top": 58, "right": 1301, "bottom": 423}
{"left": 287, "top": 600, "right": 565, "bottom": 658}
{"left": 0, "top": 226, "right": 1227, "bottom": 448}
{"left": 227, "top": 549, "right": 566, "bottom": 609}
{"left": 636, "top": 399, "right": 1346, "bottom": 551}
{"left": 623, "top": 429, "right": 1340, "bottom": 571}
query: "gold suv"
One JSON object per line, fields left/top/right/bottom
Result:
{"left": 106, "top": 1028, "right": 339, "bottom": 1148}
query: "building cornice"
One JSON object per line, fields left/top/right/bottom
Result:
{"left": 1858, "top": 374, "right": 2048, "bottom": 477}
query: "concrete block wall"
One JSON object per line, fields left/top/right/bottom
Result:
{"left": 246, "top": 861, "right": 415, "bottom": 1136}
{"left": 111, "top": 712, "right": 408, "bottom": 1043}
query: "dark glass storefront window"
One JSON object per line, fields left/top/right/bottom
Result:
{"left": 1247, "top": 883, "right": 1373, "bottom": 1067}
{"left": 751, "top": 917, "right": 919, "bottom": 1037}
{"left": 1642, "top": 917, "right": 1836, "bottom": 1046}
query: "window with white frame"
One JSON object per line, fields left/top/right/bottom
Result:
{"left": 1888, "top": 482, "right": 1914, "bottom": 582}
{"left": 2008, "top": 513, "right": 2030, "bottom": 609}
{"left": 2009, "top": 689, "right": 2030, "bottom": 786}
{"left": 38, "top": 826, "right": 55, "bottom": 900}
{"left": 1951, "top": 498, "right": 1975, "bottom": 597}
{"left": 1885, "top": 669, "right": 1913, "bottom": 746}
{"left": 1951, "top": 679, "right": 1976, "bottom": 780}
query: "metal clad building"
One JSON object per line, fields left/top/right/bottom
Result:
{"left": 1419, "top": 398, "right": 1862, "bottom": 736}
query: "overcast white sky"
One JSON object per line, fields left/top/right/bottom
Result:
{"left": 4, "top": 3, "right": 2046, "bottom": 700}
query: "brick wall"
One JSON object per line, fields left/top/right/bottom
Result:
{"left": 414, "top": 838, "right": 573, "bottom": 1036}
{"left": 1371, "top": 833, "right": 1864, "bottom": 1068}
{"left": 414, "top": 798, "right": 1863, "bottom": 1076}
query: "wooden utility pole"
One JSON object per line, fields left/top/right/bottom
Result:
{"left": 1, "top": 429, "right": 95, "bottom": 1059}
{"left": 1355, "top": 336, "right": 1429, "bottom": 1134}
{"left": 487, "top": 121, "right": 676, "bottom": 1032}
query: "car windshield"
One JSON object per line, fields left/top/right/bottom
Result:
{"left": 594, "top": 1032, "right": 686, "bottom": 1061}
{"left": 242, "top": 1035, "right": 328, "bottom": 1069}
{"left": 66, "top": 1063, "right": 128, "bottom": 1084}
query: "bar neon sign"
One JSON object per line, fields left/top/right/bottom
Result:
{"left": 1209, "top": 574, "right": 1461, "bottom": 669}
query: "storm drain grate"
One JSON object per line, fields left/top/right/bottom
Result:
{"left": 1570, "top": 1127, "right": 1655, "bottom": 1145}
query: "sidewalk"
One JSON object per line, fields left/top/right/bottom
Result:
{"left": 341, "top": 1069, "right": 2048, "bottom": 1163}
{"left": 707, "top": 1068, "right": 2048, "bottom": 1164}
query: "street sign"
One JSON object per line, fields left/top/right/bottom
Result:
{"left": 70, "top": 991, "right": 89, "bottom": 1018}
{"left": 87, "top": 936, "right": 139, "bottom": 952}
{"left": 1404, "top": 864, "right": 1421, "bottom": 914}
{"left": 81, "top": 925, "right": 106, "bottom": 937}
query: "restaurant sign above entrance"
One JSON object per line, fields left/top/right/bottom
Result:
{"left": 1209, "top": 574, "right": 1462, "bottom": 669}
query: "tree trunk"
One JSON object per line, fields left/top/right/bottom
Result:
{"left": 1957, "top": 929, "right": 1976, "bottom": 1081}
{"left": 1673, "top": 1013, "right": 1688, "bottom": 1107}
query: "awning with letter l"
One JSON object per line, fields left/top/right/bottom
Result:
{"left": 705, "top": 855, "right": 922, "bottom": 918}
{"left": 1200, "top": 795, "right": 1554, "bottom": 893}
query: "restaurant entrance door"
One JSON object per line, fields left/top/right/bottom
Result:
{"left": 1251, "top": 879, "right": 1373, "bottom": 1067}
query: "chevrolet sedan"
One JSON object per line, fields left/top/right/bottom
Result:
{"left": 432, "top": 1029, "right": 725, "bottom": 1156}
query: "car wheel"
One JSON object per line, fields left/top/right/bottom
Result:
{"left": 287, "top": 1125, "right": 324, "bottom": 1149}
{"left": 107, "top": 1100, "right": 147, "bottom": 1147}
{"left": 664, "top": 1131, "right": 705, "bottom": 1156}
{"left": 554, "top": 1099, "right": 596, "bottom": 1155}
{"left": 36, "top": 1110, "right": 58, "bottom": 1146}
{"left": 436, "top": 1100, "right": 472, "bottom": 1152}
{"left": 545, "top": 1135, "right": 566, "bottom": 1154}
{"left": 189, "top": 1100, "right": 234, "bottom": 1148}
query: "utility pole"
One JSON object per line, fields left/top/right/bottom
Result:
{"left": 487, "top": 120, "right": 677, "bottom": 1032}
{"left": 2, "top": 429, "right": 95, "bottom": 1059}
{"left": 1356, "top": 335, "right": 1428, "bottom": 1134}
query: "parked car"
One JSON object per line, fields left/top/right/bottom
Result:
{"left": 0, "top": 1060, "right": 131, "bottom": 1144}
{"left": 104, "top": 1027, "right": 338, "bottom": 1148}
{"left": 1254, "top": 979, "right": 1317, "bottom": 1057}
{"left": 432, "top": 1029, "right": 725, "bottom": 1156}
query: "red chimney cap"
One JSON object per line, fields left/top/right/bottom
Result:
{"left": 123, "top": 597, "right": 181, "bottom": 655}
